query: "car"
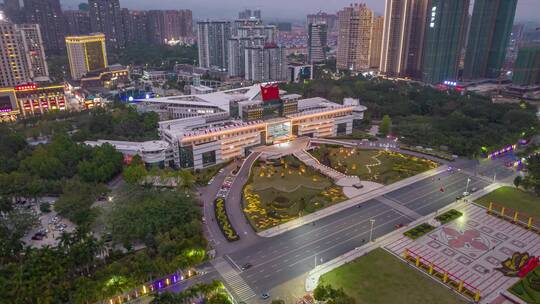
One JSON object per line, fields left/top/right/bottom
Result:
{"left": 202, "top": 217, "right": 206, "bottom": 224}
{"left": 395, "top": 223, "right": 405, "bottom": 229}
{"left": 31, "top": 233, "right": 44, "bottom": 241}
{"left": 260, "top": 293, "right": 270, "bottom": 300}
{"left": 241, "top": 263, "right": 252, "bottom": 270}
{"left": 470, "top": 187, "right": 478, "bottom": 193}
{"left": 218, "top": 168, "right": 225, "bottom": 173}
{"left": 462, "top": 191, "right": 470, "bottom": 196}
{"left": 207, "top": 177, "right": 215, "bottom": 185}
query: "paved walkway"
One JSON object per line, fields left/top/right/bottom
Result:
{"left": 293, "top": 149, "right": 350, "bottom": 182}
{"left": 213, "top": 256, "right": 257, "bottom": 302}
{"left": 258, "top": 165, "right": 449, "bottom": 237}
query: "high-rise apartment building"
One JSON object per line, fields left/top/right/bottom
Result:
{"left": 307, "top": 12, "right": 338, "bottom": 33}
{"left": 65, "top": 33, "right": 108, "bottom": 80}
{"left": 512, "top": 45, "right": 540, "bottom": 86}
{"left": 18, "top": 24, "right": 49, "bottom": 81}
{"left": 369, "top": 16, "right": 384, "bottom": 69}
{"left": 308, "top": 23, "right": 328, "bottom": 64}
{"left": 421, "top": 0, "right": 469, "bottom": 84}
{"left": 228, "top": 21, "right": 277, "bottom": 77}
{"left": 245, "top": 44, "right": 287, "bottom": 82}
{"left": 239, "top": 9, "right": 262, "bottom": 20}
{"left": 4, "top": 0, "right": 20, "bottom": 11}
{"left": 147, "top": 10, "right": 193, "bottom": 45}
{"left": 380, "top": 0, "right": 429, "bottom": 77}
{"left": 2, "top": 0, "right": 23, "bottom": 23}
{"left": 337, "top": 3, "right": 375, "bottom": 72}
{"left": 23, "top": 0, "right": 65, "bottom": 52}
{"left": 88, "top": 0, "right": 124, "bottom": 49}
{"left": 64, "top": 10, "right": 92, "bottom": 36}
{"left": 463, "top": 0, "right": 518, "bottom": 80}
{"left": 122, "top": 10, "right": 149, "bottom": 45}
{"left": 0, "top": 20, "right": 30, "bottom": 87}
{"left": 197, "top": 21, "right": 231, "bottom": 70}
{"left": 0, "top": 20, "right": 48, "bottom": 87}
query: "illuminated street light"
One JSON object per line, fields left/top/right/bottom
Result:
{"left": 369, "top": 219, "right": 375, "bottom": 242}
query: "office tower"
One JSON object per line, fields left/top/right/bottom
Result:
{"left": 380, "top": 0, "right": 429, "bottom": 77}
{"left": 369, "top": 16, "right": 383, "bottom": 69}
{"left": 147, "top": 10, "right": 193, "bottom": 45}
{"left": 337, "top": 3, "right": 375, "bottom": 72}
{"left": 228, "top": 23, "right": 277, "bottom": 77}
{"left": 64, "top": 10, "right": 91, "bottom": 36}
{"left": 197, "top": 21, "right": 231, "bottom": 70}
{"left": 512, "top": 45, "right": 540, "bottom": 86}
{"left": 65, "top": 33, "right": 108, "bottom": 80}
{"left": 308, "top": 23, "right": 328, "bottom": 64}
{"left": 2, "top": 0, "right": 23, "bottom": 23}
{"left": 88, "top": 0, "right": 124, "bottom": 48}
{"left": 0, "top": 20, "right": 30, "bottom": 87}
{"left": 122, "top": 10, "right": 149, "bottom": 46}
{"left": 245, "top": 44, "right": 287, "bottom": 82}
{"left": 18, "top": 24, "right": 49, "bottom": 80}
{"left": 307, "top": 11, "right": 338, "bottom": 32}
{"left": 23, "top": 0, "right": 65, "bottom": 52}
{"left": 463, "top": 0, "right": 518, "bottom": 80}
{"left": 239, "top": 9, "right": 261, "bottom": 20}
{"left": 421, "top": 0, "right": 469, "bottom": 84}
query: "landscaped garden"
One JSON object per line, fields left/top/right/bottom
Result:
{"left": 310, "top": 145, "right": 438, "bottom": 185}
{"left": 215, "top": 198, "right": 240, "bottom": 241}
{"left": 243, "top": 156, "right": 347, "bottom": 231}
{"left": 404, "top": 223, "right": 436, "bottom": 240}
{"left": 509, "top": 266, "right": 540, "bottom": 303}
{"left": 435, "top": 209, "right": 463, "bottom": 224}
{"left": 317, "top": 248, "right": 468, "bottom": 304}
{"left": 476, "top": 186, "right": 540, "bottom": 219}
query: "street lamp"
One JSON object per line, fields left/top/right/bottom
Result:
{"left": 369, "top": 219, "right": 375, "bottom": 242}
{"left": 465, "top": 178, "right": 471, "bottom": 194}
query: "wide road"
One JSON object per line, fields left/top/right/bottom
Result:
{"left": 216, "top": 170, "right": 490, "bottom": 302}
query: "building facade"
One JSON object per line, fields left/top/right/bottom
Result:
{"left": 64, "top": 10, "right": 92, "bottom": 36}
{"left": 88, "top": 0, "right": 124, "bottom": 49}
{"left": 463, "top": 0, "right": 518, "bottom": 80}
{"left": 0, "top": 83, "right": 67, "bottom": 121}
{"left": 421, "top": 0, "right": 469, "bottom": 84}
{"left": 23, "top": 0, "right": 65, "bottom": 52}
{"left": 380, "top": 0, "right": 429, "bottom": 77}
{"left": 308, "top": 23, "right": 328, "bottom": 64}
{"left": 65, "top": 33, "right": 108, "bottom": 80}
{"left": 0, "top": 20, "right": 48, "bottom": 87}
{"left": 307, "top": 12, "right": 338, "bottom": 33}
{"left": 337, "top": 4, "right": 375, "bottom": 72}
{"left": 245, "top": 44, "right": 287, "bottom": 82}
{"left": 147, "top": 10, "right": 193, "bottom": 45}
{"left": 369, "top": 16, "right": 384, "bottom": 69}
{"left": 197, "top": 21, "right": 231, "bottom": 70}
{"left": 512, "top": 45, "right": 540, "bottom": 86}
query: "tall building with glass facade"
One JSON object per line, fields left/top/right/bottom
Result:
{"left": 463, "top": 0, "right": 517, "bottom": 80}
{"left": 421, "top": 0, "right": 469, "bottom": 84}
{"left": 308, "top": 22, "right": 328, "bottom": 64}
{"left": 512, "top": 45, "right": 540, "bottom": 86}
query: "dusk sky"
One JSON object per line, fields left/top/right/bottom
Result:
{"left": 59, "top": 0, "right": 539, "bottom": 22}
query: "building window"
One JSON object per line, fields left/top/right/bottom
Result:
{"left": 202, "top": 150, "right": 216, "bottom": 167}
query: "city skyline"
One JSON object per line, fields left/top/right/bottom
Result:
{"left": 57, "top": 0, "right": 540, "bottom": 22}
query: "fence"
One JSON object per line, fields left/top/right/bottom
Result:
{"left": 487, "top": 202, "right": 539, "bottom": 232}
{"left": 403, "top": 248, "right": 481, "bottom": 302}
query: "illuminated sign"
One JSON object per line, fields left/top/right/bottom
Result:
{"left": 430, "top": 6, "right": 437, "bottom": 28}
{"left": 15, "top": 83, "right": 38, "bottom": 91}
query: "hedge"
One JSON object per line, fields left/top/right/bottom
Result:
{"left": 400, "top": 146, "right": 455, "bottom": 161}
{"left": 435, "top": 209, "right": 463, "bottom": 224}
{"left": 214, "top": 198, "right": 240, "bottom": 242}
{"left": 404, "top": 223, "right": 435, "bottom": 240}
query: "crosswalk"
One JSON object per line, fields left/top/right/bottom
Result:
{"left": 212, "top": 256, "right": 256, "bottom": 302}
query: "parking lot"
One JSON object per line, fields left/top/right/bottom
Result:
{"left": 19, "top": 197, "right": 76, "bottom": 248}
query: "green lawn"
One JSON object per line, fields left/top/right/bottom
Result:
{"left": 310, "top": 145, "right": 438, "bottom": 185}
{"left": 509, "top": 267, "right": 540, "bottom": 303}
{"left": 319, "top": 248, "right": 468, "bottom": 304}
{"left": 243, "top": 156, "right": 346, "bottom": 231}
{"left": 476, "top": 186, "right": 540, "bottom": 219}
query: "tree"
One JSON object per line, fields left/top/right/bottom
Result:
{"left": 314, "top": 284, "right": 356, "bottom": 304}
{"left": 78, "top": 143, "right": 123, "bottom": 183}
{"left": 514, "top": 175, "right": 523, "bottom": 189}
{"left": 123, "top": 156, "right": 148, "bottom": 185}
{"left": 54, "top": 178, "right": 107, "bottom": 226}
{"left": 178, "top": 170, "right": 195, "bottom": 190}
{"left": 380, "top": 114, "right": 392, "bottom": 136}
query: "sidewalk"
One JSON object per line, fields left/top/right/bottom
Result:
{"left": 304, "top": 182, "right": 503, "bottom": 292}
{"left": 258, "top": 165, "right": 449, "bottom": 238}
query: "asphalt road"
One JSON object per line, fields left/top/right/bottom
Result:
{"left": 218, "top": 169, "right": 490, "bottom": 302}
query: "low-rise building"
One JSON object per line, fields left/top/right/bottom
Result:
{"left": 85, "top": 140, "right": 173, "bottom": 168}
{"left": 136, "top": 83, "right": 366, "bottom": 169}
{"left": 80, "top": 64, "right": 129, "bottom": 89}
{"left": 0, "top": 83, "right": 68, "bottom": 121}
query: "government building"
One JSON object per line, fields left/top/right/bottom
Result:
{"left": 134, "top": 83, "right": 366, "bottom": 169}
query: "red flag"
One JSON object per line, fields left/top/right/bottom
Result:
{"left": 440, "top": 187, "right": 445, "bottom": 192}
{"left": 260, "top": 83, "right": 279, "bottom": 101}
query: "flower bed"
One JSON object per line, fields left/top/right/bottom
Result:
{"left": 404, "top": 223, "right": 435, "bottom": 240}
{"left": 400, "top": 146, "right": 455, "bottom": 161}
{"left": 435, "top": 209, "right": 463, "bottom": 224}
{"left": 214, "top": 198, "right": 239, "bottom": 242}
{"left": 508, "top": 267, "right": 540, "bottom": 303}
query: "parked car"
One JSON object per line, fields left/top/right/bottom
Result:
{"left": 261, "top": 293, "right": 270, "bottom": 300}
{"left": 241, "top": 263, "right": 252, "bottom": 270}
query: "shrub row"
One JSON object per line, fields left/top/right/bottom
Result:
{"left": 214, "top": 198, "right": 240, "bottom": 242}
{"left": 435, "top": 209, "right": 463, "bottom": 224}
{"left": 404, "top": 223, "right": 435, "bottom": 240}
{"left": 400, "top": 146, "right": 455, "bottom": 161}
